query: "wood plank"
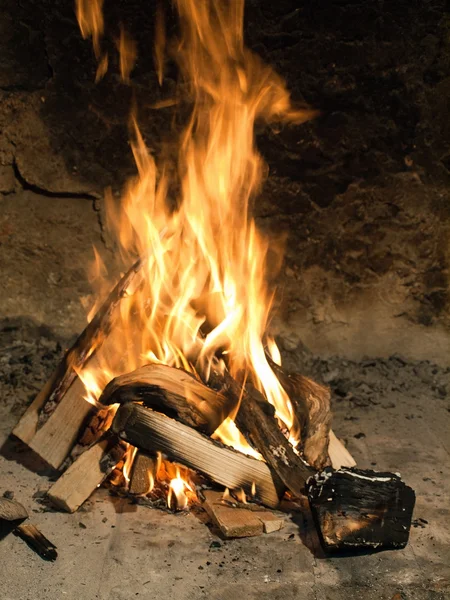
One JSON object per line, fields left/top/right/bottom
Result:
{"left": 202, "top": 490, "right": 285, "bottom": 538}
{"left": 112, "top": 404, "right": 283, "bottom": 509}
{"left": 47, "top": 438, "right": 126, "bottom": 513}
{"left": 28, "top": 377, "right": 94, "bottom": 470}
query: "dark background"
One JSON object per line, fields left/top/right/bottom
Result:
{"left": 1, "top": 0, "right": 450, "bottom": 360}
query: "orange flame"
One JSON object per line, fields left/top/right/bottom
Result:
{"left": 75, "top": 0, "right": 104, "bottom": 59}
{"left": 116, "top": 25, "right": 137, "bottom": 83}
{"left": 73, "top": 0, "right": 316, "bottom": 451}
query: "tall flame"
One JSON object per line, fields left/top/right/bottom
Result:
{"left": 75, "top": 0, "right": 316, "bottom": 444}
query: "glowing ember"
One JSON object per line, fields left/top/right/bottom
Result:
{"left": 73, "top": 0, "right": 316, "bottom": 465}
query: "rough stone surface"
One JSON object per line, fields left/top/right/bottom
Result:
{"left": 0, "top": 320, "right": 449, "bottom": 599}
{"left": 0, "top": 189, "right": 109, "bottom": 338}
{"left": 1, "top": 0, "right": 450, "bottom": 360}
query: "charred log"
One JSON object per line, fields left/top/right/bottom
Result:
{"left": 99, "top": 363, "right": 234, "bottom": 434}
{"left": 265, "top": 355, "right": 331, "bottom": 469}
{"left": 306, "top": 467, "right": 415, "bottom": 552}
{"left": 207, "top": 366, "right": 313, "bottom": 497}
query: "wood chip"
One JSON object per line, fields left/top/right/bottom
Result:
{"left": 202, "top": 490, "right": 285, "bottom": 538}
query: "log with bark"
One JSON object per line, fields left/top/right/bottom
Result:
{"left": 98, "top": 363, "right": 235, "bottom": 434}
{"left": 207, "top": 366, "right": 314, "bottom": 497}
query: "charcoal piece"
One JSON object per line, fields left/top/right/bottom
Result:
{"left": 306, "top": 467, "right": 415, "bottom": 552}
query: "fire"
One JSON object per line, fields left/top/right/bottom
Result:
{"left": 167, "top": 468, "right": 193, "bottom": 511}
{"left": 123, "top": 446, "right": 138, "bottom": 486}
{"left": 74, "top": 1, "right": 316, "bottom": 457}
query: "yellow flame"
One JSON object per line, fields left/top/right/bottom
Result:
{"left": 213, "top": 418, "right": 261, "bottom": 460}
{"left": 73, "top": 0, "right": 317, "bottom": 453}
{"left": 234, "top": 488, "right": 247, "bottom": 504}
{"left": 123, "top": 446, "right": 138, "bottom": 486}
{"left": 167, "top": 468, "right": 193, "bottom": 510}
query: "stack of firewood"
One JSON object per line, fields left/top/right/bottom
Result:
{"left": 11, "top": 263, "right": 415, "bottom": 551}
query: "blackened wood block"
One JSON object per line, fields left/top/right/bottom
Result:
{"left": 306, "top": 467, "right": 415, "bottom": 552}
{"left": 111, "top": 404, "right": 284, "bottom": 508}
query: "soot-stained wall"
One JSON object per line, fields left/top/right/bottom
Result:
{"left": 1, "top": 0, "right": 450, "bottom": 362}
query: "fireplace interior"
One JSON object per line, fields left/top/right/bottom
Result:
{"left": 0, "top": 0, "right": 449, "bottom": 599}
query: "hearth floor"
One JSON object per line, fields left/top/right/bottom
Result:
{"left": 1, "top": 339, "right": 449, "bottom": 600}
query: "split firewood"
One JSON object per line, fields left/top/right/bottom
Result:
{"left": 207, "top": 367, "right": 313, "bottom": 498}
{"left": 111, "top": 403, "right": 284, "bottom": 508}
{"left": 306, "top": 467, "right": 415, "bottom": 551}
{"left": 129, "top": 450, "right": 160, "bottom": 495}
{"left": 265, "top": 354, "right": 355, "bottom": 469}
{"left": 12, "top": 257, "right": 145, "bottom": 448}
{"left": 202, "top": 490, "right": 285, "bottom": 538}
{"left": 12, "top": 353, "right": 111, "bottom": 470}
{"left": 327, "top": 430, "right": 356, "bottom": 469}
{"left": 47, "top": 437, "right": 127, "bottom": 513}
{"left": 265, "top": 355, "right": 331, "bottom": 469}
{"left": 99, "top": 363, "right": 235, "bottom": 434}
{"left": 0, "top": 497, "right": 57, "bottom": 561}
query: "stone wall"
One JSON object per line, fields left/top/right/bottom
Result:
{"left": 1, "top": 0, "right": 450, "bottom": 362}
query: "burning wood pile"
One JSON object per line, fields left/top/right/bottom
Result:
{"left": 11, "top": 0, "right": 414, "bottom": 553}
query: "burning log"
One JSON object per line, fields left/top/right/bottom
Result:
{"left": 111, "top": 403, "right": 284, "bottom": 509}
{"left": 306, "top": 468, "right": 415, "bottom": 552}
{"left": 47, "top": 437, "right": 127, "bottom": 513}
{"left": 99, "top": 364, "right": 235, "bottom": 434}
{"left": 234, "top": 388, "right": 314, "bottom": 497}
{"left": 129, "top": 451, "right": 160, "bottom": 496}
{"left": 207, "top": 367, "right": 313, "bottom": 497}
{"left": 265, "top": 355, "right": 331, "bottom": 469}
{"left": 12, "top": 257, "right": 144, "bottom": 448}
